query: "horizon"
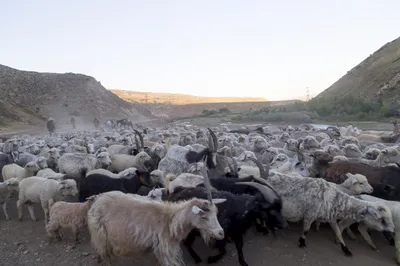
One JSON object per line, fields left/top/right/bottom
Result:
{"left": 1, "top": 1, "right": 399, "bottom": 101}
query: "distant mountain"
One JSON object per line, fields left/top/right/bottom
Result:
{"left": 316, "top": 36, "right": 400, "bottom": 103}
{"left": 0, "top": 64, "right": 154, "bottom": 127}
{"left": 110, "top": 89, "right": 268, "bottom": 105}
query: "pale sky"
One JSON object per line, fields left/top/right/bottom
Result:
{"left": 1, "top": 1, "right": 399, "bottom": 101}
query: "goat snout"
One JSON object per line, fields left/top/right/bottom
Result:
{"left": 214, "top": 230, "right": 225, "bottom": 240}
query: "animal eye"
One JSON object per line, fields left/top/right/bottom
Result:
{"left": 201, "top": 216, "right": 209, "bottom": 220}
{"left": 381, "top": 219, "right": 386, "bottom": 226}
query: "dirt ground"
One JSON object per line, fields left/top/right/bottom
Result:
{"left": 0, "top": 196, "right": 397, "bottom": 266}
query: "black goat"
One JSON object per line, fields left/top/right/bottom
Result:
{"left": 78, "top": 170, "right": 151, "bottom": 201}
{"left": 168, "top": 186, "right": 284, "bottom": 266}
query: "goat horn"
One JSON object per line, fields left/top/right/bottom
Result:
{"left": 134, "top": 133, "right": 140, "bottom": 151}
{"left": 134, "top": 130, "right": 144, "bottom": 149}
{"left": 208, "top": 128, "right": 218, "bottom": 152}
{"left": 247, "top": 157, "right": 268, "bottom": 180}
{"left": 318, "top": 129, "right": 333, "bottom": 140}
{"left": 203, "top": 155, "right": 213, "bottom": 203}
{"left": 236, "top": 181, "right": 279, "bottom": 204}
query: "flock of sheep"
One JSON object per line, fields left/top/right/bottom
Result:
{"left": 0, "top": 118, "right": 400, "bottom": 266}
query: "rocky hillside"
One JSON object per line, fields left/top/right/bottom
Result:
{"left": 111, "top": 89, "right": 267, "bottom": 105}
{"left": 316, "top": 36, "right": 400, "bottom": 103}
{"left": 0, "top": 64, "right": 154, "bottom": 127}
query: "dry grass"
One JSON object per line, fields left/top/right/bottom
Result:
{"left": 111, "top": 89, "right": 267, "bottom": 105}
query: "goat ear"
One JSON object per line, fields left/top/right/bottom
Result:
{"left": 212, "top": 198, "right": 226, "bottom": 205}
{"left": 191, "top": 205, "right": 203, "bottom": 214}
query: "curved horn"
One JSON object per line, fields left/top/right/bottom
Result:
{"left": 236, "top": 181, "right": 279, "bottom": 203}
{"left": 134, "top": 133, "right": 140, "bottom": 151}
{"left": 202, "top": 155, "right": 213, "bottom": 202}
{"left": 208, "top": 128, "right": 218, "bottom": 152}
{"left": 318, "top": 129, "right": 333, "bottom": 140}
{"left": 134, "top": 130, "right": 144, "bottom": 149}
{"left": 247, "top": 157, "right": 268, "bottom": 179}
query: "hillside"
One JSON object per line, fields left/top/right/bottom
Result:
{"left": 316, "top": 36, "right": 400, "bottom": 103}
{"left": 0, "top": 64, "right": 154, "bottom": 128}
{"left": 111, "top": 89, "right": 267, "bottom": 105}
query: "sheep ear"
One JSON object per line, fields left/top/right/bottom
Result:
{"left": 191, "top": 205, "right": 203, "bottom": 214}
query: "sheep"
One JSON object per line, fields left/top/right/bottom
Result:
{"left": 333, "top": 155, "right": 349, "bottom": 162}
{"left": 58, "top": 152, "right": 112, "bottom": 182}
{"left": 46, "top": 195, "right": 97, "bottom": 243}
{"left": 314, "top": 173, "right": 374, "bottom": 231}
{"left": 2, "top": 162, "right": 40, "bottom": 181}
{"left": 109, "top": 152, "right": 154, "bottom": 173}
{"left": 146, "top": 187, "right": 165, "bottom": 201}
{"left": 343, "top": 194, "right": 400, "bottom": 263}
{"left": 349, "top": 145, "right": 400, "bottom": 167}
{"left": 17, "top": 177, "right": 78, "bottom": 223}
{"left": 167, "top": 173, "right": 205, "bottom": 194}
{"left": 324, "top": 144, "right": 345, "bottom": 157}
{"left": 0, "top": 152, "right": 20, "bottom": 177}
{"left": 87, "top": 191, "right": 226, "bottom": 266}
{"left": 78, "top": 169, "right": 151, "bottom": 201}
{"left": 340, "top": 136, "right": 360, "bottom": 147}
{"left": 255, "top": 171, "right": 394, "bottom": 256}
{"left": 302, "top": 136, "right": 321, "bottom": 150}
{"left": 320, "top": 160, "right": 400, "bottom": 200}
{"left": 0, "top": 178, "right": 20, "bottom": 220}
{"left": 364, "top": 147, "right": 381, "bottom": 160}
{"left": 47, "top": 147, "right": 60, "bottom": 171}
{"left": 85, "top": 167, "right": 137, "bottom": 179}
{"left": 343, "top": 144, "right": 363, "bottom": 158}
{"left": 36, "top": 168, "right": 66, "bottom": 180}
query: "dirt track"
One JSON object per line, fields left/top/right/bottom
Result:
{"left": 0, "top": 197, "right": 397, "bottom": 266}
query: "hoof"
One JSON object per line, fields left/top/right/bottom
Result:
{"left": 341, "top": 244, "right": 353, "bottom": 257}
{"left": 299, "top": 237, "right": 306, "bottom": 248}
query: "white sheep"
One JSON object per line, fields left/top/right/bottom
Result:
{"left": 167, "top": 173, "right": 205, "bottom": 194}
{"left": 146, "top": 188, "right": 165, "bottom": 201}
{"left": 332, "top": 155, "right": 349, "bottom": 162}
{"left": 17, "top": 177, "right": 78, "bottom": 223}
{"left": 58, "top": 152, "right": 112, "bottom": 179}
{"left": 315, "top": 173, "right": 374, "bottom": 231}
{"left": 341, "top": 194, "right": 400, "bottom": 263}
{"left": 36, "top": 168, "right": 66, "bottom": 180}
{"left": 252, "top": 172, "right": 394, "bottom": 256}
{"left": 342, "top": 144, "right": 363, "bottom": 158}
{"left": 46, "top": 195, "right": 97, "bottom": 243}
{"left": 109, "top": 152, "right": 153, "bottom": 172}
{"left": 0, "top": 178, "right": 20, "bottom": 220}
{"left": 2, "top": 162, "right": 40, "bottom": 181}
{"left": 86, "top": 167, "right": 138, "bottom": 179}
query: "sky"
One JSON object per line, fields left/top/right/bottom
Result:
{"left": 1, "top": 1, "right": 399, "bottom": 101}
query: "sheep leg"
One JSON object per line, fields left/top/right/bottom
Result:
{"left": 183, "top": 232, "right": 202, "bottom": 263}
{"left": 73, "top": 227, "right": 80, "bottom": 244}
{"left": 394, "top": 231, "right": 400, "bottom": 265}
{"left": 27, "top": 204, "right": 37, "bottom": 222}
{"left": 345, "top": 227, "right": 357, "bottom": 240}
{"left": 357, "top": 223, "right": 377, "bottom": 250}
{"left": 337, "top": 218, "right": 358, "bottom": 243}
{"left": 315, "top": 221, "right": 321, "bottom": 232}
{"left": 17, "top": 200, "right": 23, "bottom": 221}
{"left": 330, "top": 222, "right": 352, "bottom": 256}
{"left": 2, "top": 201, "right": 10, "bottom": 221}
{"left": 299, "top": 219, "right": 312, "bottom": 248}
{"left": 382, "top": 231, "right": 395, "bottom": 246}
{"left": 43, "top": 207, "right": 50, "bottom": 224}
{"left": 207, "top": 239, "right": 227, "bottom": 264}
{"left": 232, "top": 235, "right": 249, "bottom": 266}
